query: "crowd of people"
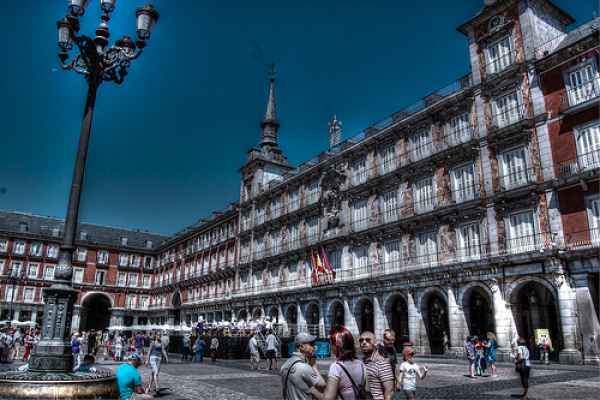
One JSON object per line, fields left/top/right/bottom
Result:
{"left": 463, "top": 332, "right": 498, "bottom": 378}
{"left": 0, "top": 327, "right": 38, "bottom": 363}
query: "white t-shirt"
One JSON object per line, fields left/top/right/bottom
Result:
{"left": 517, "top": 345, "right": 531, "bottom": 367}
{"left": 266, "top": 334, "right": 278, "bottom": 351}
{"left": 249, "top": 337, "right": 259, "bottom": 354}
{"left": 399, "top": 361, "right": 421, "bottom": 391}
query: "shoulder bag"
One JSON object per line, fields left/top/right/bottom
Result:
{"left": 337, "top": 362, "right": 374, "bottom": 400}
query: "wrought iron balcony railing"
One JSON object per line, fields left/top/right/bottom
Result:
{"left": 562, "top": 78, "right": 600, "bottom": 110}
{"left": 499, "top": 167, "right": 536, "bottom": 191}
{"left": 557, "top": 151, "right": 600, "bottom": 178}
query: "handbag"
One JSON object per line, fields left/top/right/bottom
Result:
{"left": 337, "top": 362, "right": 374, "bottom": 400}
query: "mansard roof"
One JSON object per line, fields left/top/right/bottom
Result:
{"left": 0, "top": 210, "right": 168, "bottom": 252}
{"left": 552, "top": 17, "right": 599, "bottom": 54}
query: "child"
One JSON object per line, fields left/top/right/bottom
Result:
{"left": 77, "top": 354, "right": 97, "bottom": 373}
{"left": 399, "top": 347, "right": 428, "bottom": 400}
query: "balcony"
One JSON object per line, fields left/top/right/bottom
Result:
{"left": 485, "top": 50, "right": 517, "bottom": 76}
{"left": 505, "top": 232, "right": 554, "bottom": 255}
{"left": 351, "top": 216, "right": 369, "bottom": 232}
{"left": 498, "top": 167, "right": 536, "bottom": 192}
{"left": 557, "top": 151, "right": 600, "bottom": 179}
{"left": 414, "top": 195, "right": 436, "bottom": 214}
{"left": 489, "top": 102, "right": 532, "bottom": 136}
{"left": 561, "top": 78, "right": 600, "bottom": 113}
{"left": 565, "top": 227, "right": 600, "bottom": 250}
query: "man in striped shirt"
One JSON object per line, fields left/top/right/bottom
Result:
{"left": 360, "top": 331, "right": 394, "bottom": 400}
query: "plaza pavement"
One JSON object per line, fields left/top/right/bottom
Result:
{"left": 99, "top": 355, "right": 600, "bottom": 400}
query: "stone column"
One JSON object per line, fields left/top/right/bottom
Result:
{"left": 490, "top": 280, "right": 513, "bottom": 360}
{"left": 573, "top": 273, "right": 600, "bottom": 365}
{"left": 447, "top": 286, "right": 468, "bottom": 356}
{"left": 555, "top": 274, "right": 582, "bottom": 364}
{"left": 297, "top": 303, "right": 307, "bottom": 334}
{"left": 407, "top": 291, "right": 425, "bottom": 353}
{"left": 373, "top": 295, "right": 386, "bottom": 339}
{"left": 13, "top": 309, "right": 20, "bottom": 322}
{"left": 318, "top": 302, "right": 326, "bottom": 338}
{"left": 343, "top": 298, "right": 359, "bottom": 337}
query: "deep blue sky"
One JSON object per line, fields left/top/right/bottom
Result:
{"left": 0, "top": 1, "right": 595, "bottom": 235}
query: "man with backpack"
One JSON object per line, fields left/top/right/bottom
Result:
{"left": 280, "top": 333, "right": 326, "bottom": 400}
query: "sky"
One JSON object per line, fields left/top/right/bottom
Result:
{"left": 0, "top": 0, "right": 596, "bottom": 235}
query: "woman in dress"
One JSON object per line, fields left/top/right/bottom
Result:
{"left": 485, "top": 332, "right": 498, "bottom": 377}
{"left": 146, "top": 335, "right": 169, "bottom": 394}
{"left": 322, "top": 329, "right": 367, "bottom": 400}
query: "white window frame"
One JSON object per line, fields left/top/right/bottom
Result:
{"left": 352, "top": 157, "right": 368, "bottom": 186}
{"left": 382, "top": 189, "right": 399, "bottom": 223}
{"left": 27, "top": 263, "right": 39, "bottom": 279}
{"left": 456, "top": 222, "right": 482, "bottom": 261}
{"left": 414, "top": 176, "right": 435, "bottom": 214}
{"left": 0, "top": 239, "right": 7, "bottom": 253}
{"left": 142, "top": 275, "right": 151, "bottom": 288}
{"left": 73, "top": 268, "right": 84, "bottom": 283}
{"left": 5, "top": 286, "right": 15, "bottom": 302}
{"left": 574, "top": 121, "right": 600, "bottom": 171}
{"left": 14, "top": 241, "right": 25, "bottom": 255}
{"left": 47, "top": 244, "right": 59, "bottom": 258}
{"left": 410, "top": 128, "right": 432, "bottom": 161}
{"left": 564, "top": 59, "right": 600, "bottom": 107}
{"left": 94, "top": 271, "right": 105, "bottom": 286}
{"left": 306, "top": 181, "right": 320, "bottom": 204}
{"left": 23, "top": 287, "right": 35, "bottom": 303}
{"left": 383, "top": 239, "right": 402, "bottom": 272}
{"left": 306, "top": 216, "right": 320, "bottom": 244}
{"left": 451, "top": 162, "right": 476, "bottom": 203}
{"left": 128, "top": 273, "right": 138, "bottom": 288}
{"left": 492, "top": 90, "right": 522, "bottom": 129}
{"left": 380, "top": 144, "right": 396, "bottom": 175}
{"left": 416, "top": 231, "right": 438, "bottom": 266}
{"left": 44, "top": 265, "right": 55, "bottom": 281}
{"left": 118, "top": 253, "right": 129, "bottom": 267}
{"left": 352, "top": 199, "right": 368, "bottom": 231}
{"left": 76, "top": 248, "right": 87, "bottom": 262}
{"left": 447, "top": 112, "right": 472, "bottom": 145}
{"left": 255, "top": 206, "right": 265, "bottom": 225}
{"left": 288, "top": 189, "right": 300, "bottom": 211}
{"left": 486, "top": 34, "right": 514, "bottom": 74}
{"left": 117, "top": 272, "right": 127, "bottom": 287}
{"left": 586, "top": 195, "right": 600, "bottom": 245}
{"left": 10, "top": 261, "right": 22, "bottom": 277}
{"left": 30, "top": 242, "right": 43, "bottom": 257}
{"left": 499, "top": 145, "right": 530, "bottom": 190}
{"left": 352, "top": 246, "right": 369, "bottom": 277}
{"left": 506, "top": 209, "right": 538, "bottom": 254}
{"left": 97, "top": 250, "right": 109, "bottom": 264}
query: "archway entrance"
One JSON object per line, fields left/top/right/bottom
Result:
{"left": 306, "top": 303, "right": 320, "bottom": 337}
{"left": 356, "top": 298, "right": 374, "bottom": 333}
{"left": 172, "top": 292, "right": 181, "bottom": 326}
{"left": 286, "top": 305, "right": 298, "bottom": 336}
{"left": 511, "top": 281, "right": 561, "bottom": 361}
{"left": 80, "top": 293, "right": 111, "bottom": 332}
{"left": 252, "top": 307, "right": 264, "bottom": 322}
{"left": 463, "top": 286, "right": 495, "bottom": 337}
{"left": 269, "top": 307, "right": 279, "bottom": 324}
{"left": 422, "top": 292, "right": 449, "bottom": 354}
{"left": 331, "top": 301, "right": 345, "bottom": 328}
{"left": 238, "top": 309, "right": 248, "bottom": 322}
{"left": 387, "top": 295, "right": 409, "bottom": 347}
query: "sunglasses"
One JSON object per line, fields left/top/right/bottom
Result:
{"left": 358, "top": 338, "right": 373, "bottom": 342}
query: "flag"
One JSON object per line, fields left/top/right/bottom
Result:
{"left": 310, "top": 250, "right": 319, "bottom": 286}
{"left": 320, "top": 247, "right": 336, "bottom": 279}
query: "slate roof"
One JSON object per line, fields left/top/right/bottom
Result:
{"left": 552, "top": 17, "right": 600, "bottom": 53}
{"left": 0, "top": 210, "right": 168, "bottom": 252}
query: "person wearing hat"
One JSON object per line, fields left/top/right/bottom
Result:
{"left": 280, "top": 333, "right": 326, "bottom": 400}
{"left": 115, "top": 353, "right": 148, "bottom": 400}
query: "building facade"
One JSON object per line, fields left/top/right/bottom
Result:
{"left": 1, "top": 0, "right": 598, "bottom": 364}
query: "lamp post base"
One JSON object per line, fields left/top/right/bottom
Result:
{"left": 0, "top": 370, "right": 118, "bottom": 399}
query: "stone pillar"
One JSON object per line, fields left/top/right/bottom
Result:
{"left": 318, "top": 302, "right": 326, "bottom": 338}
{"left": 573, "top": 274, "right": 600, "bottom": 365}
{"left": 297, "top": 303, "right": 307, "bottom": 334}
{"left": 373, "top": 295, "right": 386, "bottom": 339}
{"left": 555, "top": 274, "right": 582, "bottom": 363}
{"left": 13, "top": 309, "right": 20, "bottom": 322}
{"left": 343, "top": 298, "right": 359, "bottom": 337}
{"left": 407, "top": 291, "right": 425, "bottom": 353}
{"left": 31, "top": 308, "right": 38, "bottom": 323}
{"left": 490, "top": 280, "right": 513, "bottom": 360}
{"left": 447, "top": 286, "right": 467, "bottom": 356}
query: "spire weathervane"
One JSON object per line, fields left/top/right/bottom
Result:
{"left": 261, "top": 62, "right": 279, "bottom": 146}
{"left": 328, "top": 114, "right": 343, "bottom": 150}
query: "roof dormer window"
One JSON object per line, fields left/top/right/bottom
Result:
{"left": 120, "top": 237, "right": 128, "bottom": 246}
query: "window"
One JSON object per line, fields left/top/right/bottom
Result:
{"left": 126, "top": 295, "right": 137, "bottom": 309}
{"left": 306, "top": 180, "right": 320, "bottom": 204}
{"left": 288, "top": 223, "right": 300, "bottom": 249}
{"left": 241, "top": 211, "right": 252, "bottom": 231}
{"left": 79, "top": 231, "right": 88, "bottom": 240}
{"left": 507, "top": 210, "right": 537, "bottom": 253}
{"left": 144, "top": 256, "right": 153, "bottom": 269}
{"left": 352, "top": 157, "right": 368, "bottom": 185}
{"left": 352, "top": 199, "right": 368, "bottom": 231}
{"left": 29, "top": 242, "right": 43, "bottom": 257}
{"left": 76, "top": 248, "right": 87, "bottom": 262}
{"left": 142, "top": 275, "right": 151, "bottom": 288}
{"left": 140, "top": 296, "right": 150, "bottom": 310}
{"left": 13, "top": 241, "right": 25, "bottom": 255}
{"left": 0, "top": 259, "right": 5, "bottom": 275}
{"left": 94, "top": 271, "right": 105, "bottom": 285}
{"left": 10, "top": 261, "right": 22, "bottom": 277}
{"left": 5, "top": 286, "right": 14, "bottom": 302}
{"left": 566, "top": 61, "right": 599, "bottom": 107}
{"left": 120, "top": 237, "right": 128, "bottom": 246}
{"left": 255, "top": 236, "right": 265, "bottom": 258}
{"left": 383, "top": 239, "right": 402, "bottom": 271}
{"left": 382, "top": 190, "right": 398, "bottom": 223}
{"left": 456, "top": 222, "right": 481, "bottom": 261}
{"left": 500, "top": 146, "right": 530, "bottom": 190}
{"left": 23, "top": 287, "right": 35, "bottom": 303}
{"left": 131, "top": 255, "right": 141, "bottom": 268}
{"left": 353, "top": 246, "right": 369, "bottom": 269}
{"left": 448, "top": 113, "right": 472, "bottom": 145}
{"left": 145, "top": 240, "right": 153, "bottom": 249}
{"left": 380, "top": 145, "right": 396, "bottom": 174}
{"left": 586, "top": 196, "right": 600, "bottom": 245}
{"left": 19, "top": 222, "right": 28, "bottom": 233}
{"left": 51, "top": 227, "right": 60, "bottom": 237}
{"left": 451, "top": 163, "right": 476, "bottom": 203}
{"left": 414, "top": 177, "right": 435, "bottom": 213}
{"left": 575, "top": 122, "right": 600, "bottom": 170}
{"left": 128, "top": 273, "right": 138, "bottom": 287}
{"left": 117, "top": 272, "right": 127, "bottom": 287}
{"left": 270, "top": 232, "right": 280, "bottom": 255}
{"left": 27, "top": 263, "right": 38, "bottom": 279}
{"left": 410, "top": 128, "right": 432, "bottom": 161}
{"left": 255, "top": 206, "right": 265, "bottom": 225}
{"left": 288, "top": 189, "right": 300, "bottom": 211}
{"left": 240, "top": 241, "right": 250, "bottom": 263}
{"left": 0, "top": 239, "right": 7, "bottom": 253}
{"left": 486, "top": 35, "right": 514, "bottom": 74}
{"left": 118, "top": 254, "right": 129, "bottom": 267}
{"left": 270, "top": 197, "right": 282, "bottom": 219}
{"left": 306, "top": 216, "right": 319, "bottom": 244}
{"left": 44, "top": 265, "right": 55, "bottom": 280}
{"left": 417, "top": 231, "right": 438, "bottom": 266}
{"left": 47, "top": 244, "right": 59, "bottom": 258}
{"left": 73, "top": 268, "right": 84, "bottom": 283}
{"left": 492, "top": 91, "right": 521, "bottom": 128}
{"left": 97, "top": 250, "right": 109, "bottom": 264}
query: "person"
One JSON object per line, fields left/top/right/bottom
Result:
{"left": 474, "top": 336, "right": 486, "bottom": 376}
{"left": 464, "top": 336, "right": 475, "bottom": 378}
{"left": 360, "top": 331, "right": 394, "bottom": 400}
{"left": 399, "top": 347, "right": 428, "bottom": 400}
{"left": 485, "top": 332, "right": 498, "bottom": 377}
{"left": 146, "top": 336, "right": 169, "bottom": 394}
{"left": 76, "top": 354, "right": 97, "bottom": 373}
{"left": 71, "top": 332, "right": 81, "bottom": 371}
{"left": 265, "top": 329, "right": 279, "bottom": 370}
{"left": 23, "top": 331, "right": 34, "bottom": 362}
{"left": 281, "top": 333, "right": 326, "bottom": 400}
{"left": 193, "top": 335, "right": 206, "bottom": 363}
{"left": 115, "top": 353, "right": 149, "bottom": 400}
{"left": 13, "top": 328, "right": 22, "bottom": 361}
{"left": 210, "top": 335, "right": 219, "bottom": 362}
{"left": 539, "top": 334, "right": 552, "bottom": 365}
{"left": 322, "top": 329, "right": 364, "bottom": 400}
{"left": 114, "top": 333, "right": 124, "bottom": 361}
{"left": 515, "top": 337, "right": 531, "bottom": 400}
{"left": 329, "top": 323, "right": 351, "bottom": 358}
{"left": 379, "top": 329, "right": 403, "bottom": 398}
{"left": 248, "top": 333, "right": 261, "bottom": 370}
{"left": 181, "top": 334, "right": 191, "bottom": 361}
{"left": 135, "top": 332, "right": 145, "bottom": 356}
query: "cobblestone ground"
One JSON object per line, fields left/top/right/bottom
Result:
{"left": 99, "top": 355, "right": 600, "bottom": 400}
{"left": 2, "top": 356, "right": 599, "bottom": 399}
